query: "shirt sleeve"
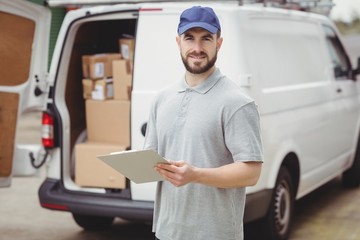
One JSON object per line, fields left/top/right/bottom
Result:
{"left": 143, "top": 99, "right": 158, "bottom": 152}
{"left": 224, "top": 101, "right": 263, "bottom": 162}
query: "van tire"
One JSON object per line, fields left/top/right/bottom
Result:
{"left": 342, "top": 138, "right": 360, "bottom": 188}
{"left": 72, "top": 213, "right": 114, "bottom": 231}
{"left": 264, "top": 167, "right": 294, "bottom": 240}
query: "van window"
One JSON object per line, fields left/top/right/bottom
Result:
{"left": 247, "top": 19, "right": 326, "bottom": 89}
{"left": 322, "top": 25, "right": 352, "bottom": 80}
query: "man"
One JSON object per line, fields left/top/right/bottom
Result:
{"left": 144, "top": 6, "right": 263, "bottom": 240}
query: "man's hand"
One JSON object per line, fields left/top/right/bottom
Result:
{"left": 155, "top": 160, "right": 197, "bottom": 187}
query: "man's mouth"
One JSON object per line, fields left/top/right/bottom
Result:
{"left": 189, "top": 54, "right": 207, "bottom": 60}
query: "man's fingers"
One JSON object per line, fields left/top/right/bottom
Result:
{"left": 156, "top": 166, "right": 181, "bottom": 185}
{"left": 156, "top": 163, "right": 174, "bottom": 173}
{"left": 155, "top": 160, "right": 189, "bottom": 187}
{"left": 173, "top": 160, "right": 185, "bottom": 167}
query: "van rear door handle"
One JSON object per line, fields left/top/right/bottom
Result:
{"left": 336, "top": 88, "right": 342, "bottom": 93}
{"left": 141, "top": 123, "right": 147, "bottom": 137}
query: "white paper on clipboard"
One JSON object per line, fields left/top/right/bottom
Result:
{"left": 97, "top": 149, "right": 169, "bottom": 184}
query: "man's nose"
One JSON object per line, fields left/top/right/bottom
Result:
{"left": 192, "top": 40, "right": 203, "bottom": 53}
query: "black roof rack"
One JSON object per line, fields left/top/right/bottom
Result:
{"left": 46, "top": 0, "right": 334, "bottom": 15}
{"left": 240, "top": 0, "right": 334, "bottom": 15}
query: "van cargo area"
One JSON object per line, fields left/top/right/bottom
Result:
{"left": 60, "top": 17, "right": 137, "bottom": 188}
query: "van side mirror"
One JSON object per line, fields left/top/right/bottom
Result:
{"left": 351, "top": 57, "right": 360, "bottom": 80}
{"left": 355, "top": 57, "right": 360, "bottom": 76}
{"left": 334, "top": 65, "right": 343, "bottom": 78}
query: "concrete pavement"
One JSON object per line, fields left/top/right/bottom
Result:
{"left": 291, "top": 178, "right": 360, "bottom": 240}
{"left": 245, "top": 177, "right": 360, "bottom": 240}
{"left": 0, "top": 170, "right": 154, "bottom": 240}
{"left": 2, "top": 172, "right": 360, "bottom": 240}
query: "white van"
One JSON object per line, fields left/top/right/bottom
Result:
{"left": 1, "top": 0, "right": 360, "bottom": 239}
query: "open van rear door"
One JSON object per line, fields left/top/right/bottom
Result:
{"left": 0, "top": 0, "right": 51, "bottom": 187}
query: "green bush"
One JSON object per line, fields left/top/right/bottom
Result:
{"left": 335, "top": 19, "right": 360, "bottom": 35}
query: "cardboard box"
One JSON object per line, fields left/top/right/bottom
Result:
{"left": 82, "top": 53, "right": 121, "bottom": 79}
{"left": 75, "top": 142, "right": 127, "bottom": 189}
{"left": 113, "top": 60, "right": 132, "bottom": 100}
{"left": 82, "top": 79, "right": 94, "bottom": 99}
{"left": 82, "top": 78, "right": 113, "bottom": 100}
{"left": 119, "top": 38, "right": 135, "bottom": 60}
{"left": 86, "top": 100, "right": 130, "bottom": 145}
{"left": 92, "top": 78, "right": 113, "bottom": 100}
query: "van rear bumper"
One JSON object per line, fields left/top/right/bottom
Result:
{"left": 38, "top": 178, "right": 154, "bottom": 221}
{"left": 39, "top": 178, "right": 272, "bottom": 223}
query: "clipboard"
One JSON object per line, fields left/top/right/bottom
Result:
{"left": 97, "top": 149, "right": 168, "bottom": 184}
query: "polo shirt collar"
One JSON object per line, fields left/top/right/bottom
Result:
{"left": 177, "top": 68, "right": 222, "bottom": 94}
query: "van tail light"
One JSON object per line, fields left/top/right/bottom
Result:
{"left": 42, "top": 112, "right": 54, "bottom": 148}
{"left": 41, "top": 203, "right": 69, "bottom": 211}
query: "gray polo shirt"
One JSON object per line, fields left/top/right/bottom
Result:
{"left": 144, "top": 68, "right": 263, "bottom": 240}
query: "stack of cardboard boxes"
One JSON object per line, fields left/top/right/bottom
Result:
{"left": 82, "top": 53, "right": 121, "bottom": 100}
{"left": 75, "top": 37, "right": 135, "bottom": 189}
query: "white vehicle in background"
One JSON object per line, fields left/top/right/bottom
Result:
{"left": 1, "top": 0, "right": 360, "bottom": 239}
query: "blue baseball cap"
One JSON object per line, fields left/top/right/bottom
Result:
{"left": 177, "top": 6, "right": 221, "bottom": 35}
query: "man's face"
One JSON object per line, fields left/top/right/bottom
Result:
{"left": 176, "top": 28, "right": 223, "bottom": 74}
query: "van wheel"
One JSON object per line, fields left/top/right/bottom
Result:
{"left": 342, "top": 138, "right": 360, "bottom": 187}
{"left": 72, "top": 213, "right": 114, "bottom": 231}
{"left": 265, "top": 167, "right": 294, "bottom": 240}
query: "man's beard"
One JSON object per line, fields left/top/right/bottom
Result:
{"left": 181, "top": 51, "right": 217, "bottom": 74}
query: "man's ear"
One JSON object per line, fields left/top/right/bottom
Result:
{"left": 217, "top": 37, "right": 223, "bottom": 51}
{"left": 176, "top": 35, "right": 181, "bottom": 48}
